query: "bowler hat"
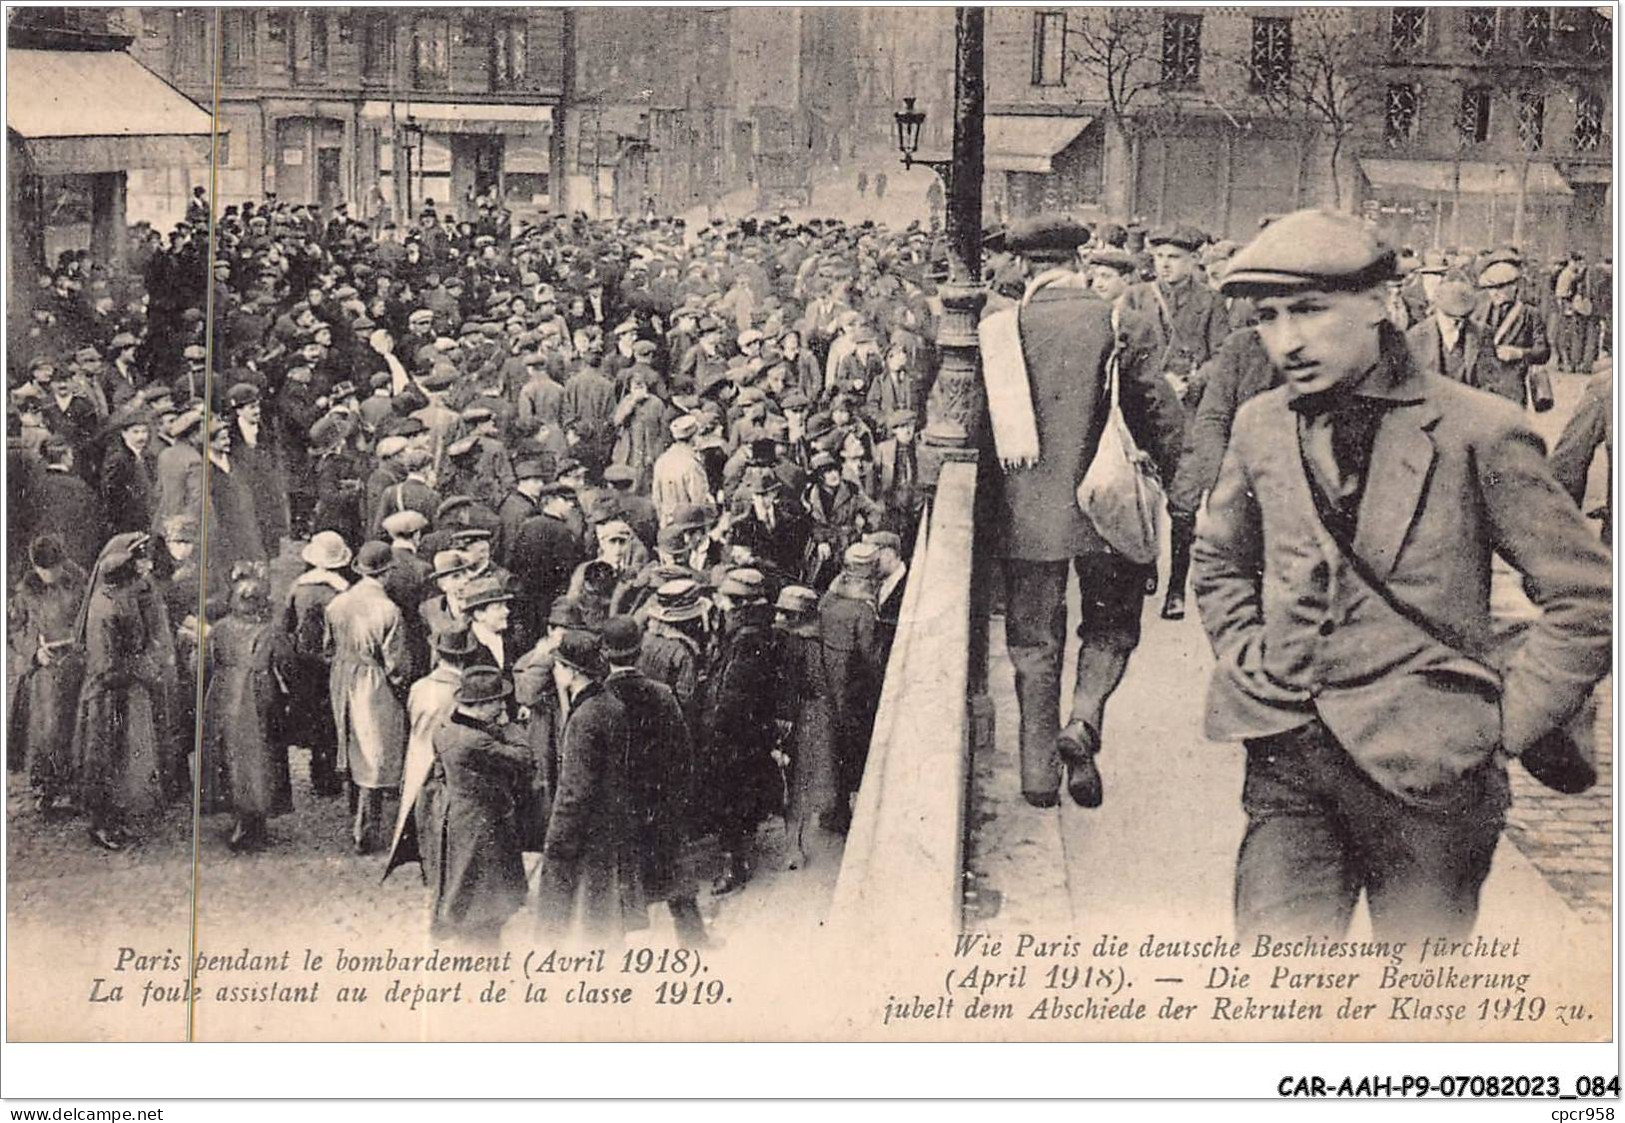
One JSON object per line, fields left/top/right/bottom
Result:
{"left": 553, "top": 629, "right": 608, "bottom": 678}
{"left": 435, "top": 627, "right": 479, "bottom": 658}
{"left": 600, "top": 615, "right": 644, "bottom": 662}
{"left": 354, "top": 541, "right": 396, "bottom": 576}
{"left": 455, "top": 666, "right": 512, "bottom": 706}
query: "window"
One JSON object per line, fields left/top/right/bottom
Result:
{"left": 267, "top": 11, "right": 294, "bottom": 69}
{"left": 1573, "top": 88, "right": 1603, "bottom": 151}
{"left": 307, "top": 11, "right": 328, "bottom": 73}
{"left": 1161, "top": 13, "right": 1202, "bottom": 87}
{"left": 1519, "top": 7, "right": 1549, "bottom": 55}
{"left": 491, "top": 17, "right": 528, "bottom": 89}
{"left": 413, "top": 15, "right": 450, "bottom": 89}
{"left": 1390, "top": 8, "right": 1426, "bottom": 53}
{"left": 362, "top": 13, "right": 394, "bottom": 81}
{"left": 221, "top": 10, "right": 254, "bottom": 76}
{"left": 1384, "top": 82, "right": 1418, "bottom": 146}
{"left": 1249, "top": 16, "right": 1292, "bottom": 94}
{"left": 1032, "top": 10, "right": 1066, "bottom": 86}
{"left": 1584, "top": 9, "right": 1609, "bottom": 60}
{"left": 1457, "top": 85, "right": 1491, "bottom": 145}
{"left": 1517, "top": 90, "right": 1545, "bottom": 150}
{"left": 176, "top": 9, "right": 209, "bottom": 72}
{"left": 1464, "top": 9, "right": 1497, "bottom": 56}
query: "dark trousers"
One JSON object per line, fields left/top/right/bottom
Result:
{"left": 1166, "top": 510, "right": 1196, "bottom": 601}
{"left": 1235, "top": 720, "right": 1508, "bottom": 943}
{"left": 1004, "top": 554, "right": 1147, "bottom": 797}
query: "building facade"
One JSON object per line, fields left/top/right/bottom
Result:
{"left": 115, "top": 8, "right": 565, "bottom": 230}
{"left": 7, "top": 8, "right": 214, "bottom": 291}
{"left": 984, "top": 6, "right": 1611, "bottom": 255}
{"left": 1360, "top": 6, "right": 1612, "bottom": 255}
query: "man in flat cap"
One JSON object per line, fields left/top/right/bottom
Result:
{"left": 980, "top": 214, "right": 1185, "bottom": 810}
{"left": 1122, "top": 223, "right": 1231, "bottom": 621}
{"left": 1470, "top": 253, "right": 1552, "bottom": 411}
{"left": 1192, "top": 208, "right": 1610, "bottom": 942}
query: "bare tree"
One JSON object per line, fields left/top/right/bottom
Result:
{"left": 1227, "top": 11, "right": 1387, "bottom": 211}
{"left": 1062, "top": 9, "right": 1168, "bottom": 217}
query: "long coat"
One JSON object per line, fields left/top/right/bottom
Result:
{"left": 431, "top": 711, "right": 531, "bottom": 940}
{"left": 199, "top": 615, "right": 294, "bottom": 818}
{"left": 991, "top": 279, "right": 1184, "bottom": 562}
{"left": 611, "top": 390, "right": 670, "bottom": 492}
{"left": 8, "top": 563, "right": 88, "bottom": 785}
{"left": 701, "top": 610, "right": 782, "bottom": 831}
{"left": 606, "top": 667, "right": 695, "bottom": 903}
{"left": 231, "top": 426, "right": 289, "bottom": 555}
{"left": 818, "top": 575, "right": 883, "bottom": 790}
{"left": 650, "top": 442, "right": 712, "bottom": 526}
{"left": 282, "top": 569, "right": 348, "bottom": 761}
{"left": 536, "top": 679, "right": 647, "bottom": 942}
{"left": 775, "top": 620, "right": 836, "bottom": 847}
{"left": 73, "top": 577, "right": 167, "bottom": 824}
{"left": 151, "top": 441, "right": 204, "bottom": 538}
{"left": 1192, "top": 333, "right": 1612, "bottom": 801}
{"left": 385, "top": 662, "right": 462, "bottom": 886}
{"left": 209, "top": 460, "right": 267, "bottom": 574}
{"left": 35, "top": 467, "right": 103, "bottom": 572}
{"left": 324, "top": 577, "right": 408, "bottom": 789}
{"left": 99, "top": 440, "right": 155, "bottom": 537}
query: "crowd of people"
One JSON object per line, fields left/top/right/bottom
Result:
{"left": 6, "top": 180, "right": 1612, "bottom": 949}
{"left": 8, "top": 190, "right": 940, "bottom": 946}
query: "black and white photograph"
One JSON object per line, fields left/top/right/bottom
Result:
{"left": 0, "top": 2, "right": 1616, "bottom": 1086}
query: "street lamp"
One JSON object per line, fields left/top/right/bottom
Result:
{"left": 401, "top": 115, "right": 424, "bottom": 221}
{"left": 893, "top": 97, "right": 953, "bottom": 182}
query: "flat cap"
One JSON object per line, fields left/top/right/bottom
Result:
{"left": 382, "top": 509, "right": 429, "bottom": 537}
{"left": 717, "top": 567, "right": 767, "bottom": 600}
{"left": 1087, "top": 246, "right": 1138, "bottom": 273}
{"left": 1433, "top": 279, "right": 1477, "bottom": 318}
{"left": 774, "top": 585, "right": 819, "bottom": 615}
{"left": 1006, "top": 215, "right": 1090, "bottom": 256}
{"left": 1477, "top": 260, "right": 1521, "bottom": 288}
{"left": 375, "top": 435, "right": 410, "bottom": 459}
{"left": 1219, "top": 209, "right": 1396, "bottom": 297}
{"left": 1149, "top": 224, "right": 1206, "bottom": 252}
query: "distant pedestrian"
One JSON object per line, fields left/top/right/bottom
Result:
{"left": 856, "top": 170, "right": 869, "bottom": 198}
{"left": 874, "top": 172, "right": 888, "bottom": 201}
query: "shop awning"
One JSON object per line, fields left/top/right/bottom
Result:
{"left": 1359, "top": 157, "right": 1572, "bottom": 198}
{"left": 985, "top": 115, "right": 1092, "bottom": 174}
{"left": 360, "top": 101, "right": 553, "bottom": 131}
{"left": 7, "top": 48, "right": 216, "bottom": 174}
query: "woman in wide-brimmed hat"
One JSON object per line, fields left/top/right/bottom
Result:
{"left": 282, "top": 530, "right": 353, "bottom": 798}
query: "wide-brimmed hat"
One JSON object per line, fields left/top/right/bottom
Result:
{"left": 301, "top": 530, "right": 353, "bottom": 571}
{"left": 717, "top": 567, "right": 767, "bottom": 601}
{"left": 381, "top": 510, "right": 429, "bottom": 538}
{"left": 462, "top": 576, "right": 513, "bottom": 611}
{"left": 454, "top": 665, "right": 512, "bottom": 706}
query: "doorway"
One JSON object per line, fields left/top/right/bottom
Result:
{"left": 317, "top": 148, "right": 342, "bottom": 213}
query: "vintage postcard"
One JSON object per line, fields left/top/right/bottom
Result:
{"left": 3, "top": 3, "right": 1615, "bottom": 1080}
